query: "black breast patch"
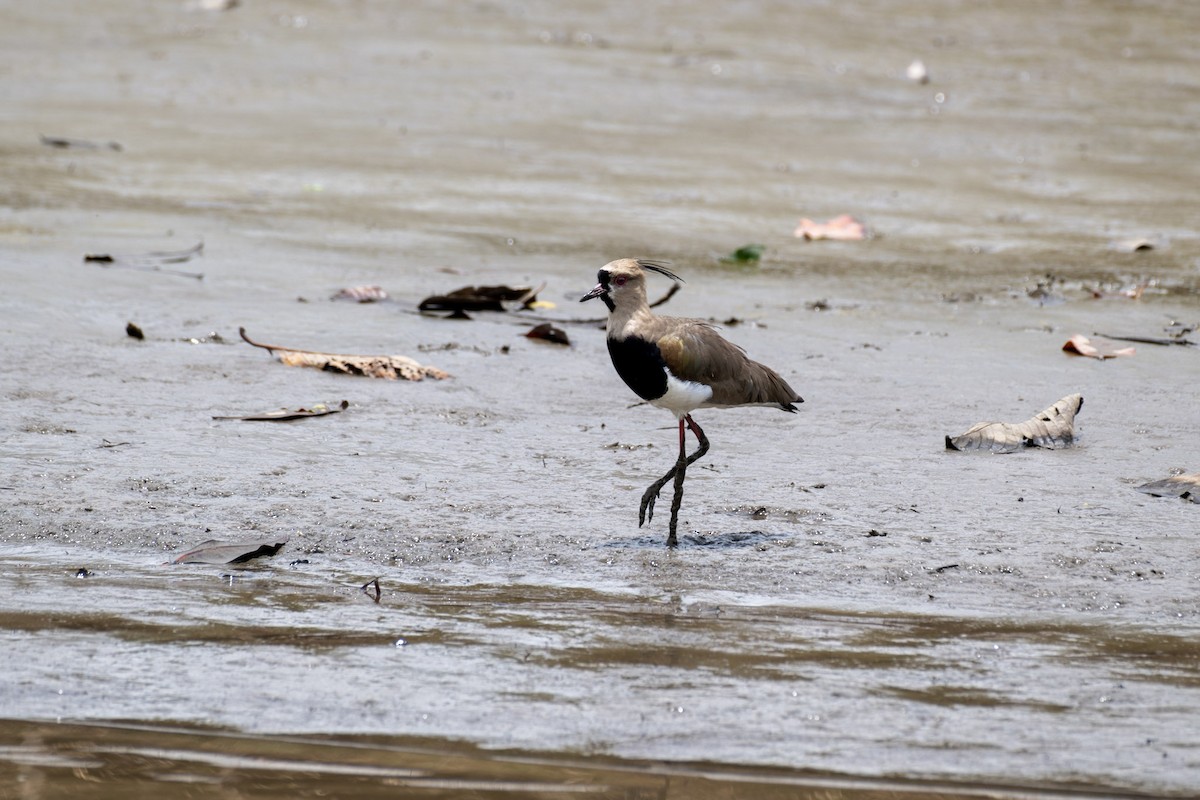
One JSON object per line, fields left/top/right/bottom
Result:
{"left": 607, "top": 336, "right": 668, "bottom": 402}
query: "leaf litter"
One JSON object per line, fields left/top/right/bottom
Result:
{"left": 946, "top": 394, "right": 1083, "bottom": 453}
{"left": 240, "top": 328, "right": 449, "bottom": 381}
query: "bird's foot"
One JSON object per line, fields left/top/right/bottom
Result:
{"left": 639, "top": 483, "right": 662, "bottom": 526}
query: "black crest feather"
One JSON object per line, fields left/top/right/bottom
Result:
{"left": 637, "top": 260, "right": 684, "bottom": 283}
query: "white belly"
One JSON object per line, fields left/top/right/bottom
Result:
{"left": 650, "top": 371, "right": 713, "bottom": 419}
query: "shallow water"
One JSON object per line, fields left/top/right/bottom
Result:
{"left": 2, "top": 0, "right": 1199, "bottom": 796}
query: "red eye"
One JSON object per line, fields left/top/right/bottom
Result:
{"left": 613, "top": 275, "right": 628, "bottom": 286}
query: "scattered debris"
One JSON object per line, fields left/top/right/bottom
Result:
{"left": 180, "top": 331, "right": 229, "bottom": 345}
{"left": 933, "top": 563, "right": 960, "bottom": 573}
{"left": 1062, "top": 335, "right": 1136, "bottom": 359}
{"left": 1136, "top": 473, "right": 1199, "bottom": 503}
{"left": 793, "top": 214, "right": 867, "bottom": 241}
{"left": 866, "top": 529, "right": 887, "bottom": 537}
{"left": 361, "top": 577, "right": 382, "bottom": 603}
{"left": 172, "top": 537, "right": 288, "bottom": 565}
{"left": 85, "top": 241, "right": 204, "bottom": 280}
{"left": 126, "top": 322, "right": 145, "bottom": 340}
{"left": 213, "top": 400, "right": 350, "bottom": 422}
{"left": 98, "top": 439, "right": 132, "bottom": 449}
{"left": 524, "top": 323, "right": 570, "bottom": 345}
{"left": 906, "top": 59, "right": 930, "bottom": 84}
{"left": 720, "top": 244, "right": 766, "bottom": 264}
{"left": 39, "top": 133, "right": 123, "bottom": 151}
{"left": 332, "top": 285, "right": 388, "bottom": 303}
{"left": 946, "top": 393, "right": 1084, "bottom": 454}
{"left": 240, "top": 328, "right": 449, "bottom": 381}
{"left": 75, "top": 568, "right": 93, "bottom": 578}
{"left": 419, "top": 283, "right": 545, "bottom": 315}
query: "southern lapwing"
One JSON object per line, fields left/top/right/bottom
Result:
{"left": 581, "top": 258, "right": 802, "bottom": 546}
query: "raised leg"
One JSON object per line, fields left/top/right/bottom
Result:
{"left": 639, "top": 415, "right": 711, "bottom": 545}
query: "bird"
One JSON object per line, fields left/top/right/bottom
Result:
{"left": 581, "top": 258, "right": 802, "bottom": 546}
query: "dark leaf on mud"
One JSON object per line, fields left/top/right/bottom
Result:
{"left": 332, "top": 285, "right": 388, "bottom": 303}
{"left": 213, "top": 400, "right": 349, "bottom": 422}
{"left": 1062, "top": 335, "right": 1135, "bottom": 359}
{"left": 524, "top": 323, "right": 570, "bottom": 345}
{"left": 1136, "top": 473, "right": 1200, "bottom": 503}
{"left": 720, "top": 244, "right": 766, "bottom": 264}
{"left": 172, "top": 538, "right": 288, "bottom": 565}
{"left": 126, "top": 322, "right": 144, "bottom": 340}
{"left": 419, "top": 283, "right": 544, "bottom": 313}
{"left": 946, "top": 394, "right": 1083, "bottom": 454}
{"left": 240, "top": 328, "right": 449, "bottom": 381}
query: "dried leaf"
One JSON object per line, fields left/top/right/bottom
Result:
{"left": 946, "top": 394, "right": 1084, "bottom": 453}
{"left": 213, "top": 400, "right": 349, "bottom": 422}
{"left": 172, "top": 538, "right": 288, "bottom": 565}
{"left": 1062, "top": 335, "right": 1136, "bottom": 359}
{"left": 793, "top": 214, "right": 866, "bottom": 241}
{"left": 332, "top": 285, "right": 388, "bottom": 303}
{"left": 1135, "top": 473, "right": 1199, "bottom": 503}
{"left": 524, "top": 323, "right": 570, "bottom": 345}
{"left": 419, "top": 283, "right": 545, "bottom": 313}
{"left": 240, "top": 328, "right": 449, "bottom": 381}
{"left": 126, "top": 322, "right": 145, "bottom": 340}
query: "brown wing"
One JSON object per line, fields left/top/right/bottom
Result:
{"left": 654, "top": 319, "right": 801, "bottom": 409}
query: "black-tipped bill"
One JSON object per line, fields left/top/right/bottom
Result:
{"left": 580, "top": 283, "right": 607, "bottom": 302}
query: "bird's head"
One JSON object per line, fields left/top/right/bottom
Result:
{"left": 581, "top": 259, "right": 681, "bottom": 312}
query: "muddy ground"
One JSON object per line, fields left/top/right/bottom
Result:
{"left": 1, "top": 1, "right": 1198, "bottom": 797}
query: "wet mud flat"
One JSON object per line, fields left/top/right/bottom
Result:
{"left": 3, "top": 0, "right": 1200, "bottom": 797}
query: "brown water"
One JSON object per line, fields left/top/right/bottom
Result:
{"left": 2, "top": 1, "right": 1199, "bottom": 797}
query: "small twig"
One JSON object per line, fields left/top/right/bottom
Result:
{"left": 360, "top": 577, "right": 381, "bottom": 603}
{"left": 40, "top": 133, "right": 123, "bottom": 151}
{"left": 85, "top": 241, "right": 204, "bottom": 280}
{"left": 1094, "top": 332, "right": 1195, "bottom": 347}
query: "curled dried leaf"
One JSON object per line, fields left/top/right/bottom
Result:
{"left": 793, "top": 214, "right": 866, "bottom": 241}
{"left": 332, "top": 285, "right": 388, "bottom": 303}
{"left": 419, "top": 283, "right": 544, "bottom": 313}
{"left": 524, "top": 323, "right": 571, "bottom": 345}
{"left": 240, "top": 328, "right": 449, "bottom": 381}
{"left": 1062, "top": 335, "right": 1136, "bottom": 359}
{"left": 213, "top": 400, "right": 349, "bottom": 421}
{"left": 1135, "top": 473, "right": 1199, "bottom": 503}
{"left": 946, "top": 394, "right": 1083, "bottom": 454}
